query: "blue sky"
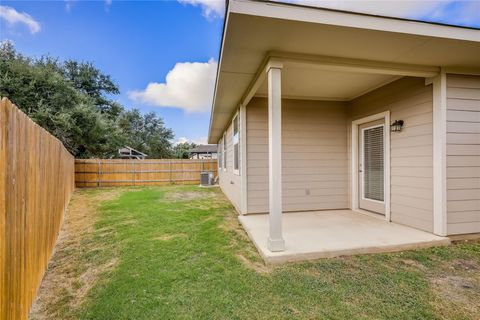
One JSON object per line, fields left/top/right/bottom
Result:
{"left": 1, "top": 0, "right": 479, "bottom": 144}
{"left": 0, "top": 0, "right": 223, "bottom": 144}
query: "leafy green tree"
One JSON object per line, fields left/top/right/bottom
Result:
{"left": 0, "top": 41, "right": 175, "bottom": 159}
{"left": 61, "top": 60, "right": 123, "bottom": 119}
{"left": 173, "top": 142, "right": 197, "bottom": 159}
{"left": 0, "top": 42, "right": 115, "bottom": 156}
{"left": 118, "top": 109, "right": 174, "bottom": 158}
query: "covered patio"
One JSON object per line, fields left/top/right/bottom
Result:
{"left": 210, "top": 0, "right": 480, "bottom": 263}
{"left": 239, "top": 210, "right": 450, "bottom": 264}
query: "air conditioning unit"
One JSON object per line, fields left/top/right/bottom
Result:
{"left": 200, "top": 171, "right": 214, "bottom": 186}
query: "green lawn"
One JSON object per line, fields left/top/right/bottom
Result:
{"left": 42, "top": 185, "right": 480, "bottom": 319}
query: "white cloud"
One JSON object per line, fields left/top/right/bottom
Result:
{"left": 0, "top": 6, "right": 40, "bottom": 34}
{"left": 105, "top": 0, "right": 112, "bottom": 5}
{"left": 174, "top": 136, "right": 208, "bottom": 145}
{"left": 192, "top": 136, "right": 208, "bottom": 145}
{"left": 129, "top": 59, "right": 218, "bottom": 113}
{"left": 175, "top": 137, "right": 190, "bottom": 145}
{"left": 178, "top": 0, "right": 225, "bottom": 18}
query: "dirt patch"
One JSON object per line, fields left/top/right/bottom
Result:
{"left": 432, "top": 276, "right": 478, "bottom": 301}
{"left": 451, "top": 259, "right": 478, "bottom": 272}
{"left": 429, "top": 258, "right": 480, "bottom": 319}
{"left": 165, "top": 191, "right": 214, "bottom": 201}
{"left": 29, "top": 189, "right": 123, "bottom": 320}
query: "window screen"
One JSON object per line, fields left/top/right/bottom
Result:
{"left": 233, "top": 115, "right": 239, "bottom": 136}
{"left": 234, "top": 143, "right": 239, "bottom": 171}
{"left": 218, "top": 142, "right": 222, "bottom": 169}
{"left": 223, "top": 134, "right": 227, "bottom": 169}
{"left": 233, "top": 115, "right": 239, "bottom": 173}
{"left": 363, "top": 125, "right": 384, "bottom": 201}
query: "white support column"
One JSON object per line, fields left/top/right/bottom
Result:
{"left": 267, "top": 61, "right": 285, "bottom": 252}
{"left": 432, "top": 70, "right": 447, "bottom": 236}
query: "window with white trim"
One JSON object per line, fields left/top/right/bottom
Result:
{"left": 223, "top": 132, "right": 227, "bottom": 170}
{"left": 232, "top": 114, "right": 240, "bottom": 175}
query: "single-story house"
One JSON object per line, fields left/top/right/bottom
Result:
{"left": 189, "top": 144, "right": 218, "bottom": 159}
{"left": 209, "top": 0, "right": 480, "bottom": 262}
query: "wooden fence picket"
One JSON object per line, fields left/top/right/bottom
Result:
{"left": 0, "top": 97, "right": 75, "bottom": 320}
{"left": 74, "top": 158, "right": 218, "bottom": 187}
{"left": 0, "top": 97, "right": 219, "bottom": 320}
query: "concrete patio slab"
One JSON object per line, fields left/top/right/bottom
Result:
{"left": 238, "top": 210, "right": 451, "bottom": 264}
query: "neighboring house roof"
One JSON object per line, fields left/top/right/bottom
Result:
{"left": 208, "top": 0, "right": 480, "bottom": 143}
{"left": 118, "top": 146, "right": 147, "bottom": 156}
{"left": 189, "top": 144, "right": 218, "bottom": 154}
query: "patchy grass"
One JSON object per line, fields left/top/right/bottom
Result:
{"left": 34, "top": 185, "right": 480, "bottom": 320}
{"left": 30, "top": 188, "right": 126, "bottom": 320}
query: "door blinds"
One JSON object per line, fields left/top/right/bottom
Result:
{"left": 363, "top": 126, "right": 384, "bottom": 202}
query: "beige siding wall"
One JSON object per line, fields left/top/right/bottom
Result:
{"left": 349, "top": 77, "right": 434, "bottom": 232}
{"left": 446, "top": 74, "right": 480, "bottom": 235}
{"left": 246, "top": 98, "right": 349, "bottom": 213}
{"left": 218, "top": 119, "right": 242, "bottom": 212}
{"left": 239, "top": 76, "right": 480, "bottom": 235}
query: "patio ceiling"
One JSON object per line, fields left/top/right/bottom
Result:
{"left": 208, "top": 0, "right": 480, "bottom": 143}
{"left": 254, "top": 64, "right": 400, "bottom": 101}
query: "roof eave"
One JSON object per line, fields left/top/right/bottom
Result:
{"left": 208, "top": 0, "right": 232, "bottom": 144}
{"left": 208, "top": 0, "right": 480, "bottom": 144}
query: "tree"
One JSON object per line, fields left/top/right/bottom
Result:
{"left": 0, "top": 43, "right": 117, "bottom": 156}
{"left": 173, "top": 142, "right": 197, "bottom": 159}
{"left": 61, "top": 60, "right": 123, "bottom": 119}
{"left": 118, "top": 109, "right": 174, "bottom": 158}
{"left": 0, "top": 42, "right": 176, "bottom": 159}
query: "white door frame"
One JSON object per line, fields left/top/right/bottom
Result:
{"left": 351, "top": 111, "right": 391, "bottom": 222}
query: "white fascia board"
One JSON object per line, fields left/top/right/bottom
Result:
{"left": 208, "top": 3, "right": 234, "bottom": 144}
{"left": 269, "top": 52, "right": 440, "bottom": 77}
{"left": 230, "top": 0, "right": 480, "bottom": 42}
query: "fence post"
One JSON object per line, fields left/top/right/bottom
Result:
{"left": 132, "top": 160, "right": 135, "bottom": 186}
{"left": 138, "top": 160, "right": 142, "bottom": 185}
{"left": 97, "top": 160, "right": 100, "bottom": 187}
{"left": 169, "top": 159, "right": 172, "bottom": 184}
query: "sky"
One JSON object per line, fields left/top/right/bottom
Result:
{"left": 1, "top": 0, "right": 479, "bottom": 145}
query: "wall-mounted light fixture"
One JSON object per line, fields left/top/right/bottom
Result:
{"left": 390, "top": 120, "right": 404, "bottom": 132}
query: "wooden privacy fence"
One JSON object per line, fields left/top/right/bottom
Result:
{"left": 0, "top": 98, "right": 75, "bottom": 320}
{"left": 75, "top": 159, "right": 218, "bottom": 187}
